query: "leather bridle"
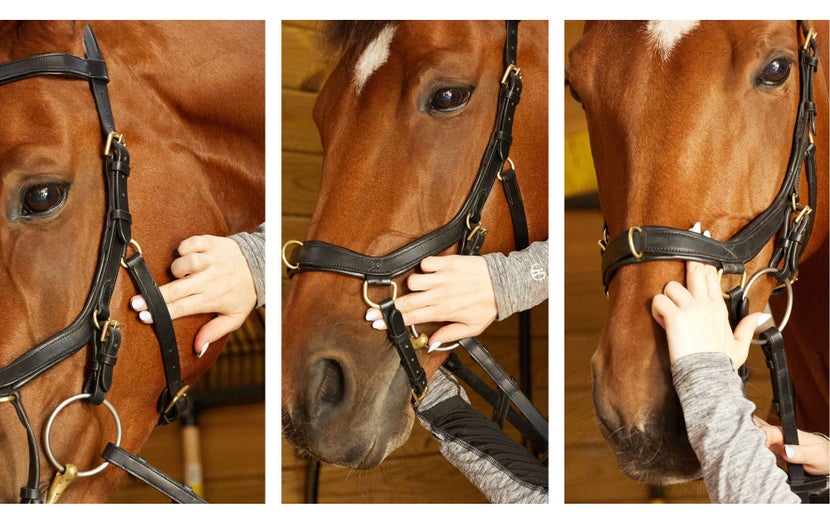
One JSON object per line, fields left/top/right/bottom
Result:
{"left": 0, "top": 25, "right": 203, "bottom": 503}
{"left": 597, "top": 21, "right": 825, "bottom": 502}
{"left": 283, "top": 21, "right": 548, "bottom": 455}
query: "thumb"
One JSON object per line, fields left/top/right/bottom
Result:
{"left": 734, "top": 312, "right": 770, "bottom": 342}
{"left": 194, "top": 314, "right": 244, "bottom": 357}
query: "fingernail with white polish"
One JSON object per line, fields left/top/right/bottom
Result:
{"left": 138, "top": 310, "right": 152, "bottom": 324}
{"left": 690, "top": 222, "right": 701, "bottom": 233}
{"left": 198, "top": 342, "right": 210, "bottom": 359}
{"left": 365, "top": 309, "right": 380, "bottom": 321}
{"left": 428, "top": 341, "right": 443, "bottom": 353}
{"left": 703, "top": 230, "right": 711, "bottom": 238}
{"left": 757, "top": 313, "right": 773, "bottom": 326}
{"left": 784, "top": 445, "right": 796, "bottom": 459}
{"left": 371, "top": 319, "right": 385, "bottom": 330}
{"left": 130, "top": 296, "right": 145, "bottom": 311}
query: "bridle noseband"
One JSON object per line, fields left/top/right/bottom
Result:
{"left": 283, "top": 21, "right": 547, "bottom": 454}
{"left": 597, "top": 21, "right": 825, "bottom": 502}
{"left": 0, "top": 25, "right": 202, "bottom": 503}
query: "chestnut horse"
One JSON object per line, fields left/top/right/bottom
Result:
{"left": 0, "top": 21, "right": 264, "bottom": 503}
{"left": 282, "top": 21, "right": 547, "bottom": 470}
{"left": 567, "top": 20, "right": 828, "bottom": 486}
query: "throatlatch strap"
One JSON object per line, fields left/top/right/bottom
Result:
{"left": 125, "top": 252, "right": 190, "bottom": 425}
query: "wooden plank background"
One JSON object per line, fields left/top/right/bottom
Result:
{"left": 281, "top": 20, "right": 549, "bottom": 503}
{"left": 564, "top": 21, "right": 775, "bottom": 503}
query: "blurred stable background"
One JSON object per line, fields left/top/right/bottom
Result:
{"left": 107, "top": 308, "right": 265, "bottom": 503}
{"left": 564, "top": 20, "right": 775, "bottom": 503}
{"left": 282, "top": 20, "right": 549, "bottom": 502}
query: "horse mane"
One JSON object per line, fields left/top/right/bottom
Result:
{"left": 319, "top": 21, "right": 394, "bottom": 63}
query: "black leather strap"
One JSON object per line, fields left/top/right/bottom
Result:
{"left": 378, "top": 298, "right": 428, "bottom": 399}
{"left": 9, "top": 392, "right": 43, "bottom": 503}
{"left": 442, "top": 354, "right": 547, "bottom": 455}
{"left": 456, "top": 338, "right": 548, "bottom": 444}
{"left": 102, "top": 443, "right": 207, "bottom": 503}
{"left": 758, "top": 327, "right": 809, "bottom": 502}
{"left": 125, "top": 252, "right": 190, "bottom": 425}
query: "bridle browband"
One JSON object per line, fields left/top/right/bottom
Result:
{"left": 597, "top": 21, "right": 825, "bottom": 502}
{"left": 0, "top": 25, "right": 203, "bottom": 503}
{"left": 283, "top": 21, "right": 548, "bottom": 455}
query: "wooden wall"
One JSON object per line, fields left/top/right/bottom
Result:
{"left": 281, "top": 20, "right": 549, "bottom": 503}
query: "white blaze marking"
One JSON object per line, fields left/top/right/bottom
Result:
{"left": 646, "top": 20, "right": 700, "bottom": 61}
{"left": 353, "top": 25, "right": 396, "bottom": 94}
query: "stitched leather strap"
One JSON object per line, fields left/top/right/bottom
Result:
{"left": 102, "top": 443, "right": 206, "bottom": 503}
{"left": 456, "top": 338, "right": 548, "bottom": 444}
{"left": 125, "top": 252, "right": 190, "bottom": 425}
{"left": 378, "top": 298, "right": 428, "bottom": 399}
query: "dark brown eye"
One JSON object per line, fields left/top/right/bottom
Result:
{"left": 430, "top": 87, "right": 472, "bottom": 112}
{"left": 759, "top": 58, "right": 791, "bottom": 86}
{"left": 22, "top": 183, "right": 68, "bottom": 217}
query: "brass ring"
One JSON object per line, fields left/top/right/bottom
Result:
{"left": 627, "top": 226, "right": 644, "bottom": 260}
{"left": 120, "top": 239, "right": 143, "bottom": 269}
{"left": 362, "top": 280, "right": 397, "bottom": 309}
{"left": 497, "top": 157, "right": 516, "bottom": 181}
{"left": 282, "top": 240, "right": 303, "bottom": 270}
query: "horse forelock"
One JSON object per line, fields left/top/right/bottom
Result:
{"left": 320, "top": 21, "right": 397, "bottom": 94}
{"left": 645, "top": 20, "right": 700, "bottom": 61}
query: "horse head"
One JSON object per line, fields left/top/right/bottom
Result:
{"left": 282, "top": 20, "right": 547, "bottom": 468}
{"left": 567, "top": 20, "right": 828, "bottom": 484}
{"left": 0, "top": 21, "right": 264, "bottom": 502}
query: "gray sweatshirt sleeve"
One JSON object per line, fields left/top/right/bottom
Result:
{"left": 483, "top": 240, "right": 548, "bottom": 320}
{"left": 230, "top": 222, "right": 265, "bottom": 308}
{"left": 415, "top": 369, "right": 548, "bottom": 503}
{"left": 672, "top": 352, "right": 800, "bottom": 503}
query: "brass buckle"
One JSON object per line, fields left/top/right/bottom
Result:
{"left": 103, "top": 131, "right": 125, "bottom": 157}
{"left": 92, "top": 309, "right": 119, "bottom": 343}
{"left": 163, "top": 385, "right": 191, "bottom": 415}
{"left": 501, "top": 63, "right": 522, "bottom": 84}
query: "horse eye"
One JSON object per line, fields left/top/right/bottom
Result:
{"left": 22, "top": 183, "right": 68, "bottom": 217}
{"left": 430, "top": 87, "right": 472, "bottom": 112}
{"left": 759, "top": 58, "right": 791, "bottom": 86}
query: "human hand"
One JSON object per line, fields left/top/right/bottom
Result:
{"left": 364, "top": 255, "right": 497, "bottom": 350}
{"left": 651, "top": 258, "right": 769, "bottom": 366}
{"left": 130, "top": 235, "right": 256, "bottom": 357}
{"left": 755, "top": 416, "right": 830, "bottom": 476}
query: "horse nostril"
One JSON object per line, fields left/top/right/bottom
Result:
{"left": 317, "top": 358, "right": 345, "bottom": 406}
